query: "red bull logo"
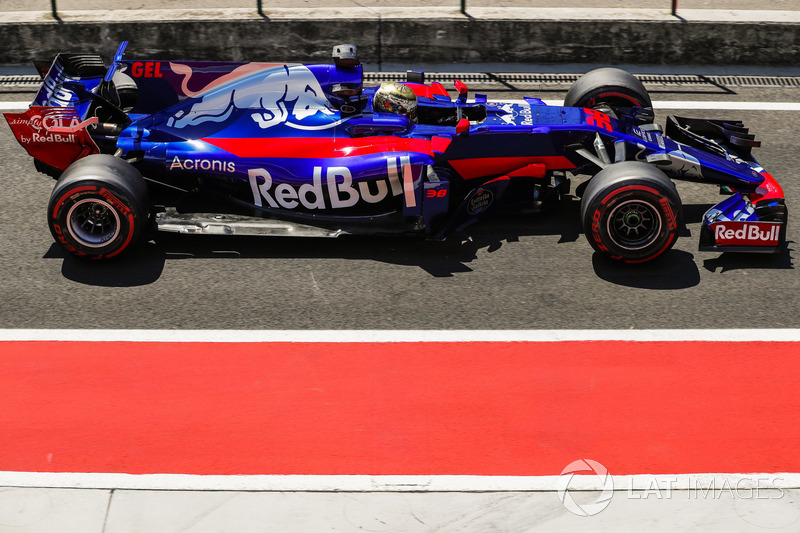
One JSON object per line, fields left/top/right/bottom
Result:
{"left": 248, "top": 157, "right": 418, "bottom": 211}
{"left": 712, "top": 221, "right": 781, "bottom": 246}
{"left": 4, "top": 106, "right": 99, "bottom": 169}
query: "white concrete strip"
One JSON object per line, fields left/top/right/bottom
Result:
{"left": 470, "top": 7, "right": 800, "bottom": 23}
{"left": 0, "top": 471, "right": 798, "bottom": 491}
{"left": 3, "top": 7, "right": 800, "bottom": 24}
{"left": 89, "top": 489, "right": 800, "bottom": 532}
{"left": 0, "top": 329, "right": 799, "bottom": 342}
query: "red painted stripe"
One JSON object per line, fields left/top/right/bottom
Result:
{"left": 403, "top": 82, "right": 452, "bottom": 100}
{"left": 431, "top": 135, "right": 452, "bottom": 154}
{"left": 1, "top": 341, "right": 798, "bottom": 476}
{"left": 203, "top": 137, "right": 432, "bottom": 159}
{"left": 449, "top": 156, "right": 575, "bottom": 180}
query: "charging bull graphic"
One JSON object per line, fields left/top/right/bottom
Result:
{"left": 169, "top": 61, "right": 278, "bottom": 98}
{"left": 166, "top": 64, "right": 337, "bottom": 131}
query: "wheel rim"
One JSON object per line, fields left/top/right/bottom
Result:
{"left": 66, "top": 198, "right": 121, "bottom": 248}
{"left": 606, "top": 199, "right": 661, "bottom": 250}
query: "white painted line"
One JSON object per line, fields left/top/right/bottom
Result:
{"left": 653, "top": 101, "right": 800, "bottom": 111}
{"left": 538, "top": 99, "right": 800, "bottom": 110}
{"left": 0, "top": 471, "right": 797, "bottom": 491}
{"left": 0, "top": 329, "right": 798, "bottom": 342}
{"left": 0, "top": 102, "right": 29, "bottom": 110}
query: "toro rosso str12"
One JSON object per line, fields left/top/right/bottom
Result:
{"left": 4, "top": 42, "right": 788, "bottom": 262}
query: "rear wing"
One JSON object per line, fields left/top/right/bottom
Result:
{"left": 33, "top": 53, "right": 106, "bottom": 118}
{"left": 4, "top": 106, "right": 99, "bottom": 171}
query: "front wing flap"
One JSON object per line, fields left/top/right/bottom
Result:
{"left": 699, "top": 193, "right": 787, "bottom": 253}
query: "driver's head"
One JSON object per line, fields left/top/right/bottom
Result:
{"left": 373, "top": 83, "right": 417, "bottom": 122}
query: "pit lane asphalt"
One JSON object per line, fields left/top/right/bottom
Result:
{"left": 1, "top": 82, "right": 798, "bottom": 330}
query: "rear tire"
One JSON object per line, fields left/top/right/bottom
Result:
{"left": 48, "top": 154, "right": 150, "bottom": 260}
{"left": 581, "top": 161, "right": 682, "bottom": 263}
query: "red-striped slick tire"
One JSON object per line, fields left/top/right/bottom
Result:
{"left": 47, "top": 154, "right": 149, "bottom": 260}
{"left": 564, "top": 67, "right": 653, "bottom": 120}
{"left": 580, "top": 161, "right": 682, "bottom": 263}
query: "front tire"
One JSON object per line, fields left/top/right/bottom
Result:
{"left": 48, "top": 155, "right": 149, "bottom": 260}
{"left": 581, "top": 162, "right": 682, "bottom": 263}
{"left": 564, "top": 68, "right": 652, "bottom": 120}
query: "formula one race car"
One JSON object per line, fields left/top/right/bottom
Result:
{"left": 4, "top": 42, "right": 788, "bottom": 262}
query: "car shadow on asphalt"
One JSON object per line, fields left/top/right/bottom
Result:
{"left": 43, "top": 195, "right": 586, "bottom": 285}
{"left": 44, "top": 245, "right": 167, "bottom": 287}
{"left": 591, "top": 250, "right": 701, "bottom": 289}
{"left": 43, "top": 197, "right": 793, "bottom": 287}
{"left": 591, "top": 244, "right": 794, "bottom": 290}
{"left": 45, "top": 222, "right": 579, "bottom": 286}
{"left": 702, "top": 244, "right": 795, "bottom": 273}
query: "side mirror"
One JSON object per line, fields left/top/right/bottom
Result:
{"left": 455, "top": 118, "right": 469, "bottom": 135}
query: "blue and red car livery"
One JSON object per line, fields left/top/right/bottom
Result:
{"left": 4, "top": 42, "right": 787, "bottom": 262}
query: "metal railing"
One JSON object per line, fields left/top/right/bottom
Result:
{"left": 45, "top": 0, "right": 681, "bottom": 21}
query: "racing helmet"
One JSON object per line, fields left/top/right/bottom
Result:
{"left": 372, "top": 82, "right": 417, "bottom": 122}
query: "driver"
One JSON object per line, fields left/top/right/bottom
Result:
{"left": 372, "top": 83, "right": 418, "bottom": 123}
